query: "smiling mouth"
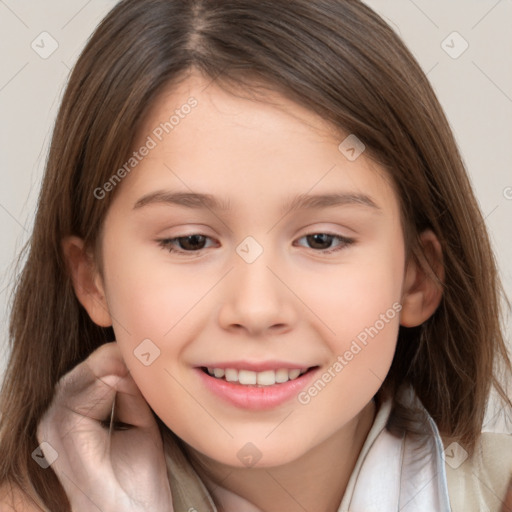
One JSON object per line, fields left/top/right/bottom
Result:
{"left": 200, "top": 366, "right": 318, "bottom": 387}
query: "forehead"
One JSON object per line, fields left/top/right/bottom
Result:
{"left": 136, "top": 71, "right": 344, "bottom": 152}
{"left": 109, "top": 71, "right": 399, "bottom": 221}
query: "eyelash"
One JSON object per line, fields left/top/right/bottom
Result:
{"left": 156, "top": 232, "right": 355, "bottom": 257}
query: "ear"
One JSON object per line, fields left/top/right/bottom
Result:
{"left": 400, "top": 229, "right": 445, "bottom": 327}
{"left": 62, "top": 236, "right": 112, "bottom": 327}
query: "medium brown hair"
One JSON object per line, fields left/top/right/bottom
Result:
{"left": 1, "top": 0, "right": 511, "bottom": 509}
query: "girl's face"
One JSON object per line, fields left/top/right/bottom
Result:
{"left": 93, "top": 71, "right": 408, "bottom": 468}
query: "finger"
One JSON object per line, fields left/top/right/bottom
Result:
{"left": 55, "top": 366, "right": 119, "bottom": 425}
{"left": 84, "top": 341, "right": 130, "bottom": 382}
{"left": 52, "top": 342, "right": 130, "bottom": 423}
{"left": 80, "top": 342, "right": 159, "bottom": 429}
{"left": 111, "top": 377, "right": 158, "bottom": 430}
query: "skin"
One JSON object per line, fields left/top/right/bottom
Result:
{"left": 64, "top": 69, "right": 444, "bottom": 511}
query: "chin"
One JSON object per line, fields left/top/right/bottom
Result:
{"left": 219, "top": 439, "right": 309, "bottom": 470}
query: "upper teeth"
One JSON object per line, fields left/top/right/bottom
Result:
{"left": 206, "top": 367, "right": 308, "bottom": 386}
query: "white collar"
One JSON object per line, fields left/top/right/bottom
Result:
{"left": 339, "top": 385, "right": 451, "bottom": 511}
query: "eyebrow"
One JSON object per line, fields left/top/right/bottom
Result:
{"left": 133, "top": 190, "right": 381, "bottom": 216}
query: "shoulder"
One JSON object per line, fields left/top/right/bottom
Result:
{"left": 444, "top": 432, "right": 512, "bottom": 512}
{"left": 0, "top": 482, "right": 44, "bottom": 511}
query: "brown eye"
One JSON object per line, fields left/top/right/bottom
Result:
{"left": 305, "top": 233, "right": 335, "bottom": 250}
{"left": 295, "top": 233, "right": 355, "bottom": 254}
{"left": 157, "top": 234, "right": 215, "bottom": 255}
{"left": 174, "top": 235, "right": 208, "bottom": 251}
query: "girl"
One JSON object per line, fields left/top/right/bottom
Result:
{"left": 1, "top": 0, "right": 511, "bottom": 510}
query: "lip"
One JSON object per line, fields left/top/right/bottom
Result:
{"left": 195, "top": 365, "right": 319, "bottom": 410}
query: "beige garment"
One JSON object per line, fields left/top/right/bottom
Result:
{"left": 163, "top": 429, "right": 217, "bottom": 512}
{"left": 445, "top": 431, "right": 512, "bottom": 512}
{"left": 163, "top": 406, "right": 512, "bottom": 512}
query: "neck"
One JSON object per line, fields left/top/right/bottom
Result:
{"left": 184, "top": 399, "right": 377, "bottom": 512}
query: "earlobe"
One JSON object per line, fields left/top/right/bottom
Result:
{"left": 61, "top": 236, "right": 112, "bottom": 327}
{"left": 400, "top": 229, "right": 445, "bottom": 328}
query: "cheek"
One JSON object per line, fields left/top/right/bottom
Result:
{"left": 98, "top": 241, "right": 210, "bottom": 407}
{"left": 102, "top": 241, "right": 213, "bottom": 341}
{"left": 323, "top": 275, "right": 400, "bottom": 385}
{"left": 302, "top": 241, "right": 404, "bottom": 353}
{"left": 290, "top": 265, "right": 402, "bottom": 438}
{"left": 293, "top": 235, "right": 404, "bottom": 409}
{"left": 100, "top": 245, "right": 205, "bottom": 427}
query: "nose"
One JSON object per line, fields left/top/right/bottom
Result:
{"left": 217, "top": 249, "right": 297, "bottom": 337}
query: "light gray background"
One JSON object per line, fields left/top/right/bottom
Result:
{"left": 1, "top": 1, "right": 511, "bottom": 426}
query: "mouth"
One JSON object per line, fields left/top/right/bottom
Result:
{"left": 196, "top": 364, "right": 320, "bottom": 410}
{"left": 199, "top": 366, "right": 318, "bottom": 387}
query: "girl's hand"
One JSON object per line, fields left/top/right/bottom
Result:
{"left": 36, "top": 342, "right": 173, "bottom": 512}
